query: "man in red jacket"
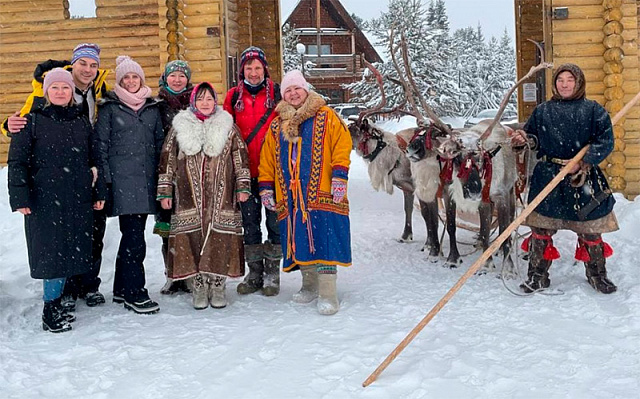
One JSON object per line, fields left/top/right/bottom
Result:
{"left": 223, "top": 46, "right": 282, "bottom": 296}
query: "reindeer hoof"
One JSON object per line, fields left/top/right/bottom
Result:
{"left": 427, "top": 254, "right": 440, "bottom": 263}
{"left": 443, "top": 260, "right": 461, "bottom": 269}
{"left": 398, "top": 234, "right": 413, "bottom": 243}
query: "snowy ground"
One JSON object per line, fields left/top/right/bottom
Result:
{"left": 1, "top": 149, "right": 639, "bottom": 398}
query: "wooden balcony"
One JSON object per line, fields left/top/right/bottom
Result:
{"left": 301, "top": 54, "right": 362, "bottom": 78}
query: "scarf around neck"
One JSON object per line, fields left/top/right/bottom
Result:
{"left": 114, "top": 84, "right": 152, "bottom": 111}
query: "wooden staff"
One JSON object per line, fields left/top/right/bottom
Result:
{"left": 611, "top": 89, "right": 640, "bottom": 125}
{"left": 362, "top": 146, "right": 589, "bottom": 387}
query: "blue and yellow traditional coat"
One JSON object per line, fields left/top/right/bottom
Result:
{"left": 258, "top": 91, "right": 352, "bottom": 271}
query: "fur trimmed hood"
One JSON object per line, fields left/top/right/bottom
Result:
{"left": 275, "top": 90, "right": 326, "bottom": 142}
{"left": 171, "top": 106, "right": 234, "bottom": 157}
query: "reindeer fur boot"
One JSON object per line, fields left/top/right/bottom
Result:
{"left": 292, "top": 265, "right": 319, "bottom": 303}
{"left": 317, "top": 269, "right": 339, "bottom": 315}
{"left": 237, "top": 244, "right": 264, "bottom": 295}
{"left": 262, "top": 241, "right": 282, "bottom": 296}
{"left": 209, "top": 275, "right": 228, "bottom": 308}
{"left": 191, "top": 274, "right": 209, "bottom": 310}
{"left": 520, "top": 233, "right": 552, "bottom": 293}
{"left": 583, "top": 241, "right": 617, "bottom": 294}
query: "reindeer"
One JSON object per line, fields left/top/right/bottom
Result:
{"left": 406, "top": 60, "right": 551, "bottom": 272}
{"left": 348, "top": 59, "right": 441, "bottom": 255}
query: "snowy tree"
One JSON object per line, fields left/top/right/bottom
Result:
{"left": 282, "top": 23, "right": 302, "bottom": 73}
{"left": 351, "top": 13, "right": 367, "bottom": 30}
{"left": 347, "top": 0, "right": 458, "bottom": 115}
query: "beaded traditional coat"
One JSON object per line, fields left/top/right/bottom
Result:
{"left": 157, "top": 107, "right": 251, "bottom": 279}
{"left": 259, "top": 91, "right": 352, "bottom": 272}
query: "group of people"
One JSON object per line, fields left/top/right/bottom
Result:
{"left": 4, "top": 41, "right": 620, "bottom": 334}
{"left": 5, "top": 43, "right": 353, "bottom": 334}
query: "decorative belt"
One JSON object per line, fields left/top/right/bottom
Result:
{"left": 540, "top": 155, "right": 569, "bottom": 165}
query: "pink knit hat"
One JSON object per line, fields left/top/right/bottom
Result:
{"left": 115, "top": 55, "right": 145, "bottom": 85}
{"left": 43, "top": 67, "right": 75, "bottom": 95}
{"left": 280, "top": 70, "right": 309, "bottom": 97}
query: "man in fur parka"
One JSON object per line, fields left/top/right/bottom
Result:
{"left": 512, "top": 63, "right": 618, "bottom": 294}
{"left": 157, "top": 82, "right": 251, "bottom": 309}
{"left": 258, "top": 70, "right": 352, "bottom": 315}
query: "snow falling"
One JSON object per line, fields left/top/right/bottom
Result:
{"left": 1, "top": 145, "right": 638, "bottom": 398}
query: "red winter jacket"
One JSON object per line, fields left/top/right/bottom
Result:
{"left": 223, "top": 85, "right": 278, "bottom": 177}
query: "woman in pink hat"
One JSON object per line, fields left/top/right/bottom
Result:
{"left": 95, "top": 56, "right": 165, "bottom": 314}
{"left": 8, "top": 67, "right": 106, "bottom": 333}
{"left": 258, "top": 70, "right": 353, "bottom": 315}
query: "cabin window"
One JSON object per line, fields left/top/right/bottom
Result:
{"left": 307, "top": 44, "right": 331, "bottom": 56}
{"left": 66, "top": 0, "right": 96, "bottom": 19}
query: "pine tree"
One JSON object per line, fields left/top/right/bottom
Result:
{"left": 346, "top": 0, "right": 458, "bottom": 115}
{"left": 282, "top": 23, "right": 302, "bottom": 73}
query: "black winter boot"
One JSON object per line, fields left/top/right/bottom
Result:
{"left": 237, "top": 244, "right": 264, "bottom": 295}
{"left": 584, "top": 242, "right": 617, "bottom": 294}
{"left": 42, "top": 299, "right": 72, "bottom": 333}
{"left": 262, "top": 241, "right": 282, "bottom": 297}
{"left": 520, "top": 232, "right": 552, "bottom": 293}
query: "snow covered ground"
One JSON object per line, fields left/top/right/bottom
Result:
{"left": 1, "top": 150, "right": 639, "bottom": 398}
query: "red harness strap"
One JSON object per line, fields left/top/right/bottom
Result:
{"left": 436, "top": 157, "right": 454, "bottom": 199}
{"left": 574, "top": 237, "right": 614, "bottom": 262}
{"left": 481, "top": 151, "right": 493, "bottom": 203}
{"left": 521, "top": 232, "right": 561, "bottom": 260}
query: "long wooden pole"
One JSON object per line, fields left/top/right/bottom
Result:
{"left": 362, "top": 146, "right": 589, "bottom": 387}
{"left": 611, "top": 89, "right": 640, "bottom": 125}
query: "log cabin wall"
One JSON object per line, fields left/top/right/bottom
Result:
{"left": 516, "top": 0, "right": 640, "bottom": 198}
{"left": 248, "top": 0, "right": 282, "bottom": 83}
{"left": 0, "top": 0, "right": 282, "bottom": 165}
{"left": 0, "top": 0, "right": 162, "bottom": 165}
{"left": 515, "top": 0, "right": 545, "bottom": 120}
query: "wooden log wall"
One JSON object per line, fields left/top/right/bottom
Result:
{"left": 180, "top": 0, "right": 226, "bottom": 97}
{"left": 515, "top": 0, "right": 545, "bottom": 120}
{"left": 249, "top": 0, "right": 282, "bottom": 83}
{"left": 0, "top": 0, "right": 161, "bottom": 164}
{"left": 549, "top": 0, "right": 640, "bottom": 197}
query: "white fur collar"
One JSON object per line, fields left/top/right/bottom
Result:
{"left": 172, "top": 107, "right": 234, "bottom": 157}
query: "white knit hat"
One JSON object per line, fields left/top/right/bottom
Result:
{"left": 280, "top": 70, "right": 309, "bottom": 97}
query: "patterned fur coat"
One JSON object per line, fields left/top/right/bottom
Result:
{"left": 157, "top": 107, "right": 251, "bottom": 279}
{"left": 258, "top": 91, "right": 353, "bottom": 271}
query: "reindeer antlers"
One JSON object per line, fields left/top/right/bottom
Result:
{"left": 479, "top": 61, "right": 553, "bottom": 140}
{"left": 357, "top": 56, "right": 388, "bottom": 125}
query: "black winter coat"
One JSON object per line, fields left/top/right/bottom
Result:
{"left": 8, "top": 105, "right": 105, "bottom": 279}
{"left": 524, "top": 98, "right": 615, "bottom": 221}
{"left": 95, "top": 91, "right": 164, "bottom": 216}
{"left": 157, "top": 86, "right": 192, "bottom": 137}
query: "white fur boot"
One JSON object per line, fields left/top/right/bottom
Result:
{"left": 317, "top": 273, "right": 339, "bottom": 315}
{"left": 208, "top": 275, "right": 228, "bottom": 309}
{"left": 292, "top": 266, "right": 318, "bottom": 303}
{"left": 191, "top": 274, "right": 209, "bottom": 310}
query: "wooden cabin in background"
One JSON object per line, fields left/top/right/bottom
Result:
{"left": 284, "top": 0, "right": 382, "bottom": 104}
{"left": 515, "top": 0, "right": 640, "bottom": 198}
{"left": 0, "top": 0, "right": 282, "bottom": 165}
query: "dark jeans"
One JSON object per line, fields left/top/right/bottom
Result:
{"left": 63, "top": 207, "right": 107, "bottom": 297}
{"left": 240, "top": 178, "right": 280, "bottom": 245}
{"left": 113, "top": 214, "right": 149, "bottom": 302}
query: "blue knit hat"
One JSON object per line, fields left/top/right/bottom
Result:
{"left": 71, "top": 43, "right": 101, "bottom": 65}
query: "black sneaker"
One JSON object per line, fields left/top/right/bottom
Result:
{"left": 84, "top": 291, "right": 106, "bottom": 307}
{"left": 60, "top": 294, "right": 77, "bottom": 313}
{"left": 112, "top": 294, "right": 125, "bottom": 304}
{"left": 124, "top": 298, "right": 160, "bottom": 314}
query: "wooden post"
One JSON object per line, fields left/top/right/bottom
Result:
{"left": 316, "top": 0, "right": 321, "bottom": 56}
{"left": 362, "top": 146, "right": 589, "bottom": 388}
